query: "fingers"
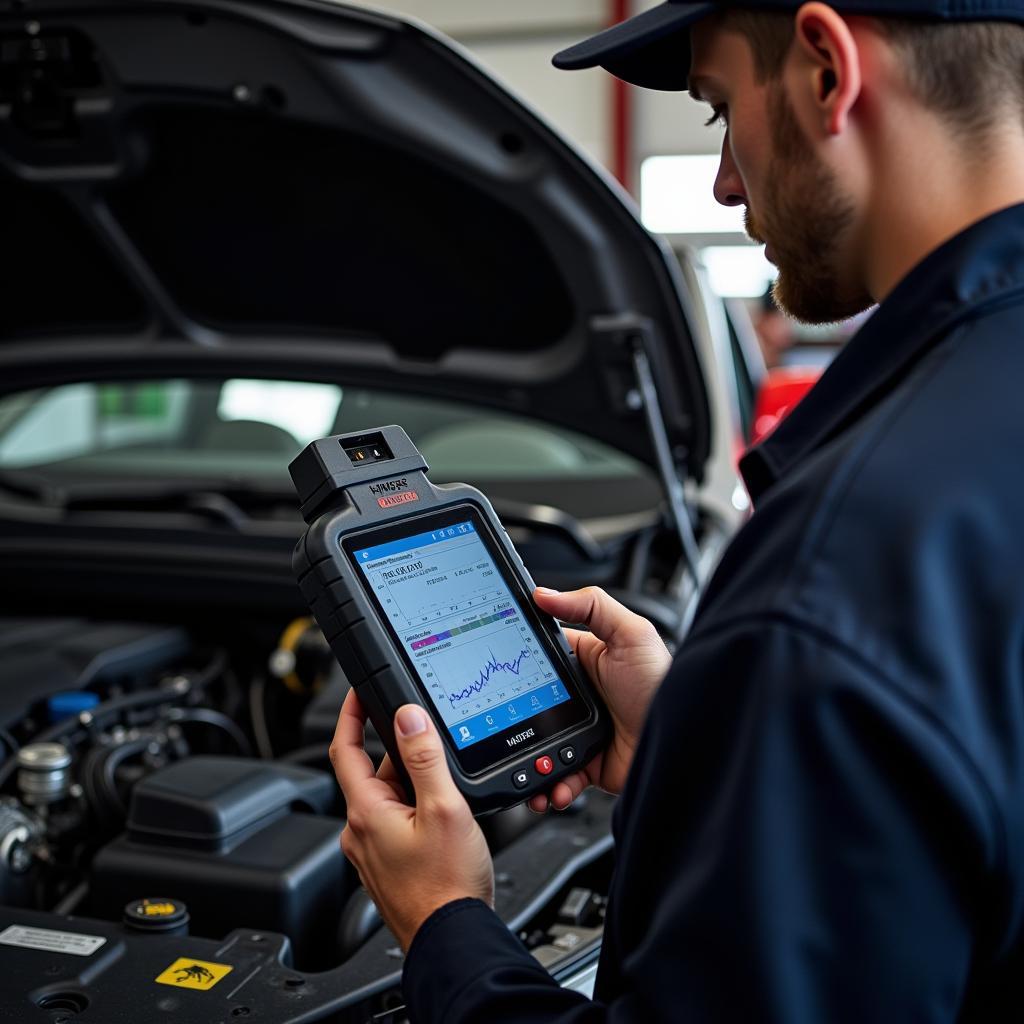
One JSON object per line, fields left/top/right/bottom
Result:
{"left": 392, "top": 704, "right": 464, "bottom": 811}
{"left": 526, "top": 769, "right": 589, "bottom": 813}
{"left": 549, "top": 772, "right": 588, "bottom": 810}
{"left": 534, "top": 586, "right": 656, "bottom": 647}
{"left": 375, "top": 755, "right": 408, "bottom": 802}
{"left": 329, "top": 689, "right": 376, "bottom": 796}
{"left": 331, "top": 690, "right": 401, "bottom": 810}
{"left": 561, "top": 627, "right": 588, "bottom": 656}
{"left": 527, "top": 793, "right": 548, "bottom": 813}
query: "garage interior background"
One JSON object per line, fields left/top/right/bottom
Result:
{"left": 348, "top": 0, "right": 775, "bottom": 298}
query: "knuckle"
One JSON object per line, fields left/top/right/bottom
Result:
{"left": 340, "top": 827, "right": 355, "bottom": 859}
{"left": 404, "top": 743, "right": 444, "bottom": 774}
{"left": 340, "top": 836, "right": 361, "bottom": 872}
{"left": 328, "top": 742, "right": 342, "bottom": 768}
{"left": 581, "top": 586, "right": 606, "bottom": 626}
{"left": 428, "top": 795, "right": 464, "bottom": 825}
{"left": 345, "top": 807, "right": 365, "bottom": 833}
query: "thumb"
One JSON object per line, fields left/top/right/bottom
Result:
{"left": 534, "top": 585, "right": 656, "bottom": 648}
{"left": 393, "top": 704, "right": 461, "bottom": 806}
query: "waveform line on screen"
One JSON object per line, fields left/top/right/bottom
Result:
{"left": 447, "top": 648, "right": 531, "bottom": 708}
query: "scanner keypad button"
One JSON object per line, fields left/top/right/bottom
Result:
{"left": 512, "top": 769, "right": 530, "bottom": 789}
{"left": 535, "top": 755, "right": 554, "bottom": 775}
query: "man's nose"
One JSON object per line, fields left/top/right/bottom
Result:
{"left": 713, "top": 145, "right": 746, "bottom": 207}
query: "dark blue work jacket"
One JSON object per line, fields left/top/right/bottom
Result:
{"left": 402, "top": 205, "right": 1024, "bottom": 1021}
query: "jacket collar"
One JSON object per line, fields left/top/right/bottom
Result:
{"left": 740, "top": 202, "right": 1024, "bottom": 503}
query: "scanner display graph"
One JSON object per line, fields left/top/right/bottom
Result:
{"left": 353, "top": 518, "right": 572, "bottom": 749}
{"left": 445, "top": 647, "right": 531, "bottom": 708}
{"left": 420, "top": 623, "right": 551, "bottom": 724}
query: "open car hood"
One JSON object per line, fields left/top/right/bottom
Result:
{"left": 0, "top": 0, "right": 711, "bottom": 479}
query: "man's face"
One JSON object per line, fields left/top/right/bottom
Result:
{"left": 689, "top": 19, "right": 874, "bottom": 323}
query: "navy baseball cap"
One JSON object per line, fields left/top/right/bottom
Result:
{"left": 553, "top": 0, "right": 1024, "bottom": 90}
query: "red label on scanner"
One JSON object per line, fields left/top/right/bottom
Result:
{"left": 377, "top": 491, "right": 419, "bottom": 509}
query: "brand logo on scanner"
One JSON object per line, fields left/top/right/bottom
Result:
{"left": 506, "top": 728, "right": 535, "bottom": 747}
{"left": 369, "top": 478, "right": 408, "bottom": 495}
{"left": 369, "top": 477, "right": 418, "bottom": 508}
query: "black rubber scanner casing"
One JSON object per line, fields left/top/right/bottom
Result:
{"left": 289, "top": 425, "right": 609, "bottom": 814}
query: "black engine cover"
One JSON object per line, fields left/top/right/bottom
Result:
{"left": 90, "top": 758, "right": 351, "bottom": 971}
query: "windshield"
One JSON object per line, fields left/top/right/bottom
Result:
{"left": 0, "top": 379, "right": 658, "bottom": 520}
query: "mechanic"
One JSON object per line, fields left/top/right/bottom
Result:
{"left": 330, "top": 0, "right": 1024, "bottom": 1019}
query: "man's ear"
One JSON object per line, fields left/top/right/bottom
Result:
{"left": 793, "top": 2, "right": 862, "bottom": 135}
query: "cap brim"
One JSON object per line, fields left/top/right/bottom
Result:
{"left": 553, "top": 1, "right": 715, "bottom": 91}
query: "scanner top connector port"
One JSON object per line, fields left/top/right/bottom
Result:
{"left": 341, "top": 432, "right": 393, "bottom": 466}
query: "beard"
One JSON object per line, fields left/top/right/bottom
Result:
{"left": 745, "top": 86, "right": 873, "bottom": 324}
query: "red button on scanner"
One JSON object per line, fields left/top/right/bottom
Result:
{"left": 535, "top": 755, "right": 554, "bottom": 775}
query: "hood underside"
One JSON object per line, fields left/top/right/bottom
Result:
{"left": 0, "top": 0, "right": 711, "bottom": 477}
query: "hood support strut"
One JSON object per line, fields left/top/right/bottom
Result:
{"left": 629, "top": 339, "right": 703, "bottom": 627}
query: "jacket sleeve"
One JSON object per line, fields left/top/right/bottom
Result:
{"left": 401, "top": 614, "right": 1003, "bottom": 1024}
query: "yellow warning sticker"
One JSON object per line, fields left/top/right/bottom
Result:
{"left": 155, "top": 958, "right": 233, "bottom": 991}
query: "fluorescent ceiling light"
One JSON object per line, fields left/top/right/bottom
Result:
{"left": 701, "top": 245, "right": 777, "bottom": 298}
{"left": 640, "top": 155, "right": 746, "bottom": 234}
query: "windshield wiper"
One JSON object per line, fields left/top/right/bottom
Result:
{"left": 0, "top": 474, "right": 297, "bottom": 530}
{"left": 0, "top": 469, "right": 66, "bottom": 504}
{"left": 60, "top": 482, "right": 274, "bottom": 529}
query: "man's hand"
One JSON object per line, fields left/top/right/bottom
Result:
{"left": 330, "top": 690, "right": 493, "bottom": 951}
{"left": 529, "top": 586, "right": 672, "bottom": 812}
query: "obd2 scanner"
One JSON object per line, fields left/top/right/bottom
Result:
{"left": 289, "top": 426, "right": 609, "bottom": 815}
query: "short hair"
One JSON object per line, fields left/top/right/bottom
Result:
{"left": 721, "top": 9, "right": 1024, "bottom": 135}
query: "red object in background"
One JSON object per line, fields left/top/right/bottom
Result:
{"left": 610, "top": 0, "right": 631, "bottom": 191}
{"left": 749, "top": 368, "right": 822, "bottom": 445}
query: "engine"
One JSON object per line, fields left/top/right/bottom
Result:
{"left": 0, "top": 617, "right": 613, "bottom": 1022}
{"left": 0, "top": 617, "right": 369, "bottom": 971}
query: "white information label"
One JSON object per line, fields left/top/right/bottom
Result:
{"left": 0, "top": 925, "right": 106, "bottom": 956}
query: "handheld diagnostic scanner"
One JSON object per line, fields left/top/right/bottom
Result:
{"left": 289, "top": 425, "right": 609, "bottom": 815}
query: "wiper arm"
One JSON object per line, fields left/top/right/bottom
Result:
{"left": 0, "top": 471, "right": 301, "bottom": 529}
{"left": 0, "top": 469, "right": 65, "bottom": 504}
{"left": 61, "top": 482, "right": 261, "bottom": 530}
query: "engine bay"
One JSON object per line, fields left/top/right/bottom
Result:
{"left": 0, "top": 616, "right": 615, "bottom": 1022}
